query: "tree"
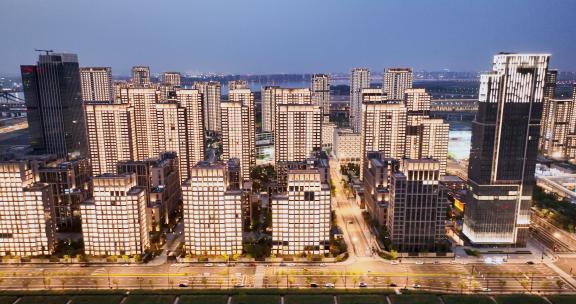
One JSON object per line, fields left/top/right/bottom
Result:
{"left": 112, "top": 279, "right": 119, "bottom": 289}
{"left": 217, "top": 278, "right": 223, "bottom": 289}
{"left": 520, "top": 278, "right": 530, "bottom": 292}
{"left": 287, "top": 276, "right": 295, "bottom": 288}
{"left": 351, "top": 276, "right": 358, "bottom": 287}
{"left": 201, "top": 277, "right": 208, "bottom": 288}
{"left": 21, "top": 279, "right": 31, "bottom": 290}
{"left": 458, "top": 280, "right": 467, "bottom": 294}
{"left": 250, "top": 165, "right": 276, "bottom": 193}
{"left": 444, "top": 281, "right": 452, "bottom": 290}
{"left": 275, "top": 275, "right": 281, "bottom": 287}
{"left": 389, "top": 250, "right": 398, "bottom": 260}
{"left": 556, "top": 279, "right": 565, "bottom": 292}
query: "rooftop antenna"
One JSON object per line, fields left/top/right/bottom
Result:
{"left": 34, "top": 49, "right": 54, "bottom": 55}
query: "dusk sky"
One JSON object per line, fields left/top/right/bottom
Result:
{"left": 1, "top": 0, "right": 575, "bottom": 76}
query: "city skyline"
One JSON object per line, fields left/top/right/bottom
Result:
{"left": 1, "top": 0, "right": 576, "bottom": 76}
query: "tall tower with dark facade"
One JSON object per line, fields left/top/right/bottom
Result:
{"left": 463, "top": 53, "right": 550, "bottom": 246}
{"left": 21, "top": 53, "right": 88, "bottom": 159}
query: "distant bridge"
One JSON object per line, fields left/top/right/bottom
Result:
{"left": 0, "top": 91, "right": 26, "bottom": 118}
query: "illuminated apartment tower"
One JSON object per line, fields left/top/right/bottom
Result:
{"left": 221, "top": 89, "right": 256, "bottom": 181}
{"left": 463, "top": 53, "right": 550, "bottom": 246}
{"left": 175, "top": 89, "right": 205, "bottom": 171}
{"left": 274, "top": 103, "right": 322, "bottom": 164}
{"left": 404, "top": 88, "right": 449, "bottom": 174}
{"left": 387, "top": 159, "right": 448, "bottom": 252}
{"left": 0, "top": 161, "right": 56, "bottom": 256}
{"left": 350, "top": 68, "right": 371, "bottom": 133}
{"left": 155, "top": 101, "right": 192, "bottom": 182}
{"left": 228, "top": 80, "right": 248, "bottom": 90}
{"left": 162, "top": 72, "right": 181, "bottom": 88}
{"left": 85, "top": 102, "right": 136, "bottom": 175}
{"left": 261, "top": 87, "right": 311, "bottom": 132}
{"left": 183, "top": 162, "right": 242, "bottom": 255}
{"left": 80, "top": 67, "right": 113, "bottom": 102}
{"left": 311, "top": 74, "right": 331, "bottom": 117}
{"left": 539, "top": 70, "right": 558, "bottom": 151}
{"left": 567, "top": 85, "right": 576, "bottom": 163}
{"left": 193, "top": 81, "right": 222, "bottom": 133}
{"left": 131, "top": 66, "right": 151, "bottom": 86}
{"left": 383, "top": 68, "right": 413, "bottom": 100}
{"left": 21, "top": 53, "right": 87, "bottom": 159}
{"left": 271, "top": 167, "right": 331, "bottom": 255}
{"left": 38, "top": 158, "right": 92, "bottom": 229}
{"left": 540, "top": 98, "right": 575, "bottom": 159}
{"left": 360, "top": 89, "right": 407, "bottom": 177}
{"left": 81, "top": 173, "right": 149, "bottom": 256}
{"left": 119, "top": 88, "right": 159, "bottom": 160}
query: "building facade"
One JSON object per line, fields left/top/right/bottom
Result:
{"left": 311, "top": 74, "right": 330, "bottom": 117}
{"left": 0, "top": 161, "right": 56, "bottom": 256}
{"left": 221, "top": 89, "right": 256, "bottom": 182}
{"left": 274, "top": 104, "right": 322, "bottom": 164}
{"left": 463, "top": 53, "right": 550, "bottom": 246}
{"left": 387, "top": 159, "right": 448, "bottom": 252}
{"left": 80, "top": 67, "right": 113, "bottom": 102}
{"left": 333, "top": 128, "right": 362, "bottom": 165}
{"left": 183, "top": 162, "right": 242, "bottom": 255}
{"left": 350, "top": 68, "right": 370, "bottom": 133}
{"left": 271, "top": 167, "right": 331, "bottom": 255}
{"left": 383, "top": 68, "right": 413, "bottom": 100}
{"left": 131, "top": 66, "right": 151, "bottom": 86}
{"left": 21, "top": 53, "right": 88, "bottom": 159}
{"left": 193, "top": 81, "right": 221, "bottom": 133}
{"left": 85, "top": 102, "right": 136, "bottom": 175}
{"left": 81, "top": 173, "right": 149, "bottom": 256}
{"left": 261, "top": 87, "right": 311, "bottom": 132}
{"left": 162, "top": 72, "right": 181, "bottom": 88}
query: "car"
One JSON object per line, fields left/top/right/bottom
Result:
{"left": 320, "top": 263, "right": 327, "bottom": 267}
{"left": 347, "top": 220, "right": 354, "bottom": 224}
{"left": 390, "top": 261, "right": 399, "bottom": 265}
{"left": 216, "top": 263, "right": 227, "bottom": 267}
{"left": 310, "top": 282, "right": 319, "bottom": 288}
{"left": 482, "top": 287, "right": 491, "bottom": 292}
{"left": 279, "top": 262, "right": 286, "bottom": 267}
{"left": 121, "top": 264, "right": 130, "bottom": 267}
{"left": 433, "top": 261, "right": 439, "bottom": 264}
{"left": 204, "top": 263, "right": 214, "bottom": 267}
{"left": 178, "top": 281, "right": 189, "bottom": 287}
{"left": 248, "top": 262, "right": 257, "bottom": 267}
{"left": 412, "top": 284, "right": 421, "bottom": 288}
{"left": 526, "top": 261, "right": 535, "bottom": 265}
{"left": 415, "top": 261, "right": 424, "bottom": 265}
{"left": 234, "top": 283, "right": 244, "bottom": 288}
{"left": 389, "top": 283, "right": 398, "bottom": 287}
{"left": 359, "top": 282, "right": 368, "bottom": 288}
{"left": 325, "top": 282, "right": 335, "bottom": 288}
{"left": 287, "top": 263, "right": 296, "bottom": 267}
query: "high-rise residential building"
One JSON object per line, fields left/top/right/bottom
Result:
{"left": 183, "top": 161, "right": 242, "bottom": 255}
{"left": 162, "top": 72, "right": 181, "bottom": 88}
{"left": 540, "top": 98, "right": 575, "bottom": 159}
{"left": 85, "top": 102, "right": 136, "bottom": 175}
{"left": 119, "top": 88, "right": 159, "bottom": 160}
{"left": 221, "top": 89, "right": 255, "bottom": 182}
{"left": 363, "top": 152, "right": 398, "bottom": 226}
{"left": 0, "top": 161, "right": 56, "bottom": 256}
{"left": 131, "top": 66, "right": 151, "bottom": 86}
{"left": 117, "top": 152, "right": 181, "bottom": 231}
{"left": 274, "top": 104, "right": 322, "bottom": 164}
{"left": 403, "top": 89, "right": 449, "bottom": 174}
{"left": 383, "top": 68, "right": 413, "bottom": 100}
{"left": 334, "top": 128, "right": 362, "bottom": 165}
{"left": 38, "top": 158, "right": 92, "bottom": 229}
{"left": 311, "top": 74, "right": 330, "bottom": 117}
{"left": 155, "top": 101, "right": 191, "bottom": 182}
{"left": 539, "top": 70, "right": 558, "bottom": 151}
{"left": 175, "top": 89, "right": 205, "bottom": 170}
{"left": 271, "top": 167, "right": 331, "bottom": 255}
{"left": 387, "top": 159, "right": 448, "bottom": 252}
{"left": 360, "top": 89, "right": 407, "bottom": 177}
{"left": 81, "top": 173, "right": 149, "bottom": 256}
{"left": 261, "top": 87, "right": 311, "bottom": 132}
{"left": 350, "top": 68, "right": 371, "bottom": 133}
{"left": 321, "top": 121, "right": 336, "bottom": 152}
{"left": 80, "top": 67, "right": 113, "bottom": 102}
{"left": 463, "top": 53, "right": 550, "bottom": 246}
{"left": 21, "top": 53, "right": 88, "bottom": 159}
{"left": 228, "top": 80, "right": 248, "bottom": 90}
{"left": 193, "top": 81, "right": 222, "bottom": 133}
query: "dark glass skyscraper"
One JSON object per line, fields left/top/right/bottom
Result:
{"left": 463, "top": 53, "right": 550, "bottom": 246}
{"left": 21, "top": 53, "right": 88, "bottom": 159}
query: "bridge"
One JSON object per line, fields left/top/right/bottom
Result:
{"left": 0, "top": 90, "right": 26, "bottom": 118}
{"left": 430, "top": 98, "right": 477, "bottom": 121}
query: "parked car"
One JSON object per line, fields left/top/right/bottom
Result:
{"left": 310, "top": 282, "right": 319, "bottom": 288}
{"left": 234, "top": 283, "right": 244, "bottom": 288}
{"left": 178, "top": 281, "right": 189, "bottom": 287}
{"left": 325, "top": 282, "right": 335, "bottom": 288}
{"left": 389, "top": 283, "right": 398, "bottom": 287}
{"left": 204, "top": 263, "right": 214, "bottom": 267}
{"left": 412, "top": 284, "right": 421, "bottom": 288}
{"left": 359, "top": 282, "right": 368, "bottom": 288}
